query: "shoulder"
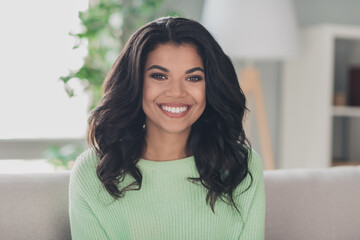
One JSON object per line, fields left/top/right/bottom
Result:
{"left": 69, "top": 148, "right": 101, "bottom": 195}
{"left": 248, "top": 149, "right": 264, "bottom": 178}
{"left": 235, "top": 148, "right": 264, "bottom": 198}
{"left": 232, "top": 149, "right": 265, "bottom": 217}
{"left": 72, "top": 147, "right": 100, "bottom": 172}
{"left": 245, "top": 149, "right": 264, "bottom": 190}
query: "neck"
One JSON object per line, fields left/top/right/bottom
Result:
{"left": 142, "top": 128, "right": 191, "bottom": 162}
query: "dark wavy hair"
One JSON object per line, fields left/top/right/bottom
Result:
{"left": 87, "top": 16, "right": 252, "bottom": 214}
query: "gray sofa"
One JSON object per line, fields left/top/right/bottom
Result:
{"left": 1, "top": 166, "right": 359, "bottom": 240}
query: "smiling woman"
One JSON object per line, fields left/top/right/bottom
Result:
{"left": 142, "top": 44, "right": 206, "bottom": 159}
{"left": 69, "top": 17, "right": 265, "bottom": 239}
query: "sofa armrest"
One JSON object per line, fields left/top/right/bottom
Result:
{"left": 0, "top": 171, "right": 71, "bottom": 240}
{"left": 264, "top": 166, "right": 360, "bottom": 240}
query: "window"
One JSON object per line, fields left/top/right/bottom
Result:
{"left": 0, "top": 0, "right": 89, "bottom": 140}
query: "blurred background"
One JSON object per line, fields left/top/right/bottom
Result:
{"left": 1, "top": 0, "right": 360, "bottom": 173}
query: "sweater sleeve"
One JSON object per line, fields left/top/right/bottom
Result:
{"left": 238, "top": 150, "right": 266, "bottom": 240}
{"left": 69, "top": 149, "right": 109, "bottom": 240}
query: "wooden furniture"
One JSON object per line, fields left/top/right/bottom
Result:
{"left": 281, "top": 24, "right": 360, "bottom": 168}
{"left": 240, "top": 66, "right": 276, "bottom": 170}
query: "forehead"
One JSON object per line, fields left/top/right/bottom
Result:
{"left": 145, "top": 43, "right": 203, "bottom": 68}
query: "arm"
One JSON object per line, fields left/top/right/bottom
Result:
{"left": 69, "top": 151, "right": 109, "bottom": 240}
{"left": 238, "top": 151, "right": 266, "bottom": 240}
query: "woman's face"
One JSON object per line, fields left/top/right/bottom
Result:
{"left": 142, "top": 43, "right": 206, "bottom": 136}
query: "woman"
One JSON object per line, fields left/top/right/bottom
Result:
{"left": 69, "top": 17, "right": 265, "bottom": 239}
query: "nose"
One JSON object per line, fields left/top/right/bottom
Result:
{"left": 165, "top": 78, "right": 187, "bottom": 98}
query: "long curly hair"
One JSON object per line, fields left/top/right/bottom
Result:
{"left": 87, "top": 17, "right": 252, "bottom": 214}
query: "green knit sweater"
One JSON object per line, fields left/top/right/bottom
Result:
{"left": 69, "top": 148, "right": 265, "bottom": 240}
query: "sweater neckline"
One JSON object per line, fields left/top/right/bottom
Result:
{"left": 137, "top": 155, "right": 195, "bottom": 170}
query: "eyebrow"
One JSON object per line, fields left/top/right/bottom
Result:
{"left": 147, "top": 65, "right": 169, "bottom": 72}
{"left": 147, "top": 65, "right": 205, "bottom": 74}
{"left": 185, "top": 67, "right": 205, "bottom": 74}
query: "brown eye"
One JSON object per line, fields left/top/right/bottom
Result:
{"left": 151, "top": 73, "right": 167, "bottom": 80}
{"left": 186, "top": 75, "right": 203, "bottom": 82}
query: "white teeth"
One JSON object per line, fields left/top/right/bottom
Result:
{"left": 161, "top": 105, "right": 189, "bottom": 113}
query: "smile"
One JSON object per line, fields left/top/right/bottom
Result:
{"left": 158, "top": 103, "right": 192, "bottom": 118}
{"left": 161, "top": 105, "right": 189, "bottom": 113}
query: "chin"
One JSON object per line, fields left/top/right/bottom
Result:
{"left": 161, "top": 125, "right": 192, "bottom": 134}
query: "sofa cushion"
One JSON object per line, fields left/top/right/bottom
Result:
{"left": 1, "top": 166, "right": 359, "bottom": 240}
{"left": 264, "top": 166, "right": 360, "bottom": 240}
{"left": 0, "top": 171, "right": 71, "bottom": 240}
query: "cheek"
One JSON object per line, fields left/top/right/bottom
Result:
{"left": 142, "top": 81, "right": 160, "bottom": 111}
{"left": 194, "top": 84, "right": 206, "bottom": 107}
{"left": 142, "top": 81, "right": 154, "bottom": 103}
{"left": 142, "top": 83, "right": 152, "bottom": 111}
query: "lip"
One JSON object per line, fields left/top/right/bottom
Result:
{"left": 158, "top": 103, "right": 191, "bottom": 107}
{"left": 157, "top": 103, "right": 192, "bottom": 118}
